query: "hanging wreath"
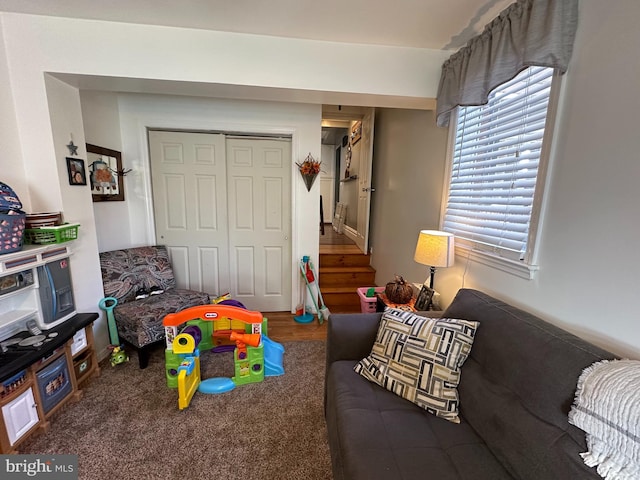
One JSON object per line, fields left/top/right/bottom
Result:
{"left": 297, "top": 153, "right": 322, "bottom": 191}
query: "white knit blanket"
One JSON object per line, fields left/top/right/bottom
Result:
{"left": 568, "top": 359, "right": 640, "bottom": 480}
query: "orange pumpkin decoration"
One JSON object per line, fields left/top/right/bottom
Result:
{"left": 385, "top": 275, "right": 413, "bottom": 304}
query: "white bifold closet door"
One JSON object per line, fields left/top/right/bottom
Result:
{"left": 149, "top": 130, "right": 291, "bottom": 311}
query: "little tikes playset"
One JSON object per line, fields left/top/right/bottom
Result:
{"left": 162, "top": 304, "right": 284, "bottom": 410}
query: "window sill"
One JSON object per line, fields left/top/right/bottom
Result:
{"left": 455, "top": 246, "right": 539, "bottom": 280}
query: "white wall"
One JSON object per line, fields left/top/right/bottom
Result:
{"left": 0, "top": 20, "right": 26, "bottom": 205}
{"left": 0, "top": 12, "right": 447, "bottom": 355}
{"left": 42, "top": 76, "right": 109, "bottom": 355}
{"left": 79, "top": 90, "right": 130, "bottom": 252}
{"left": 116, "top": 93, "right": 321, "bottom": 309}
{"left": 371, "top": 0, "right": 640, "bottom": 359}
{"left": 369, "top": 108, "right": 448, "bottom": 285}
{"left": 0, "top": 13, "right": 448, "bottom": 101}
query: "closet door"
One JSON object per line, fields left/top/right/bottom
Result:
{"left": 149, "top": 131, "right": 229, "bottom": 295}
{"left": 226, "top": 137, "right": 292, "bottom": 311}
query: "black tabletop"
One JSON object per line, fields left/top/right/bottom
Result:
{"left": 0, "top": 312, "right": 98, "bottom": 382}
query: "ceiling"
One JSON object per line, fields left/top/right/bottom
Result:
{"left": 0, "top": 0, "right": 513, "bottom": 50}
{"left": 0, "top": 0, "right": 513, "bottom": 115}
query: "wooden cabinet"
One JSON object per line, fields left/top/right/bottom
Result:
{"left": 0, "top": 322, "right": 99, "bottom": 453}
{"left": 1, "top": 384, "right": 40, "bottom": 450}
{"left": 70, "top": 326, "right": 99, "bottom": 387}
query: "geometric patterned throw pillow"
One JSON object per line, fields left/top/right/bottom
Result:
{"left": 354, "top": 308, "right": 479, "bottom": 423}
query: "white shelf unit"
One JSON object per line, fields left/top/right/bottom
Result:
{"left": 0, "top": 244, "right": 73, "bottom": 338}
{"left": 0, "top": 244, "right": 72, "bottom": 276}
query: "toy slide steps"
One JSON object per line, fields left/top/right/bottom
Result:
{"left": 263, "top": 336, "right": 285, "bottom": 376}
{"left": 199, "top": 377, "right": 235, "bottom": 394}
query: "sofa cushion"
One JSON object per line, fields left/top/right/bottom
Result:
{"left": 354, "top": 308, "right": 478, "bottom": 423}
{"left": 327, "top": 360, "right": 512, "bottom": 480}
{"left": 114, "top": 289, "right": 210, "bottom": 348}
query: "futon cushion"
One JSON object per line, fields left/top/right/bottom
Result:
{"left": 100, "top": 245, "right": 177, "bottom": 304}
{"left": 354, "top": 308, "right": 478, "bottom": 423}
{"left": 114, "top": 289, "right": 210, "bottom": 347}
{"left": 327, "top": 360, "right": 512, "bottom": 480}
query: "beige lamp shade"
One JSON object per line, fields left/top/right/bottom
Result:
{"left": 414, "top": 230, "right": 455, "bottom": 268}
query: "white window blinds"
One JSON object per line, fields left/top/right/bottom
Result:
{"left": 443, "top": 66, "right": 554, "bottom": 262}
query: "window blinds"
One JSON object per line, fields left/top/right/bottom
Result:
{"left": 436, "top": 0, "right": 578, "bottom": 127}
{"left": 443, "top": 66, "right": 553, "bottom": 261}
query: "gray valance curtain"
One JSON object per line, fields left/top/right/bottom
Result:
{"left": 436, "top": 0, "right": 579, "bottom": 127}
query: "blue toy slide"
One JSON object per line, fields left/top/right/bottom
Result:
{"left": 263, "top": 335, "right": 285, "bottom": 376}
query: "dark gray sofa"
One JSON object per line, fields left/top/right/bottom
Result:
{"left": 325, "top": 288, "right": 616, "bottom": 480}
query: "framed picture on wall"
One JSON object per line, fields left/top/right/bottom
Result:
{"left": 351, "top": 120, "right": 362, "bottom": 145}
{"left": 66, "top": 157, "right": 87, "bottom": 186}
{"left": 86, "top": 143, "right": 125, "bottom": 201}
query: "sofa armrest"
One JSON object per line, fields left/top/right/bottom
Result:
{"left": 326, "top": 310, "right": 443, "bottom": 366}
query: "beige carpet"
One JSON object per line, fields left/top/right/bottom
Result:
{"left": 19, "top": 341, "right": 332, "bottom": 480}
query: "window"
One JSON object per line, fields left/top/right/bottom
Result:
{"left": 442, "top": 66, "right": 558, "bottom": 278}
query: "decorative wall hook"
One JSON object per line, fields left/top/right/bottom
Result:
{"left": 66, "top": 138, "right": 79, "bottom": 156}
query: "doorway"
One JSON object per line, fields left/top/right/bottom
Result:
{"left": 149, "top": 130, "right": 292, "bottom": 311}
{"left": 321, "top": 106, "right": 375, "bottom": 254}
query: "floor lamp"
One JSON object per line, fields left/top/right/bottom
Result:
{"left": 414, "top": 230, "right": 454, "bottom": 308}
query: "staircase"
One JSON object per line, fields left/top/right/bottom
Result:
{"left": 319, "top": 250, "right": 376, "bottom": 313}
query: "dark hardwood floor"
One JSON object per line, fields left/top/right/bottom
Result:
{"left": 319, "top": 223, "right": 359, "bottom": 248}
{"left": 264, "top": 311, "right": 327, "bottom": 342}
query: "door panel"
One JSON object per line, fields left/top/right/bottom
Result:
{"left": 149, "top": 131, "right": 229, "bottom": 294}
{"left": 235, "top": 246, "right": 255, "bottom": 296}
{"left": 163, "top": 175, "right": 187, "bottom": 229}
{"left": 226, "top": 138, "right": 292, "bottom": 311}
{"left": 232, "top": 176, "right": 254, "bottom": 230}
{"left": 198, "top": 247, "right": 221, "bottom": 296}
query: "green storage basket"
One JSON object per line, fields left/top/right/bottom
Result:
{"left": 24, "top": 223, "right": 80, "bottom": 244}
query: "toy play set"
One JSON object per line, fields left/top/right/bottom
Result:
{"left": 162, "top": 304, "right": 284, "bottom": 410}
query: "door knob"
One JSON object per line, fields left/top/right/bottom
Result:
{"left": 362, "top": 187, "right": 376, "bottom": 193}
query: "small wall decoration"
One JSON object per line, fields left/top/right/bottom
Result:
{"left": 351, "top": 120, "right": 362, "bottom": 145}
{"left": 87, "top": 143, "right": 125, "bottom": 202}
{"left": 66, "top": 140, "right": 79, "bottom": 156}
{"left": 66, "top": 157, "right": 87, "bottom": 185}
{"left": 296, "top": 152, "right": 322, "bottom": 192}
{"left": 344, "top": 143, "right": 352, "bottom": 178}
